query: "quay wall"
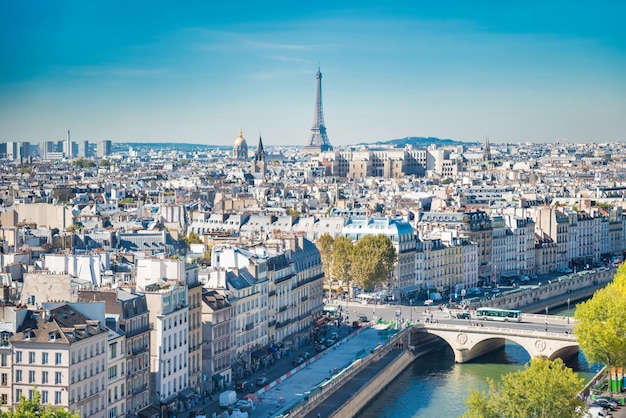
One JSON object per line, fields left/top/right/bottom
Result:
{"left": 468, "top": 268, "right": 615, "bottom": 313}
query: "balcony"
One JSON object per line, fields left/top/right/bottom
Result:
{"left": 132, "top": 345, "right": 148, "bottom": 355}
{"left": 245, "top": 323, "right": 254, "bottom": 331}
{"left": 300, "top": 295, "right": 308, "bottom": 302}
{"left": 132, "top": 384, "right": 147, "bottom": 395}
{"left": 268, "top": 320, "right": 276, "bottom": 327}
{"left": 268, "top": 290, "right": 276, "bottom": 297}
{"left": 279, "top": 306, "right": 287, "bottom": 313}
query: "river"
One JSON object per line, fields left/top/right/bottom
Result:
{"left": 355, "top": 302, "right": 602, "bottom": 418}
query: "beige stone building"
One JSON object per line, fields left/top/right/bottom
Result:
{"left": 11, "top": 304, "right": 108, "bottom": 418}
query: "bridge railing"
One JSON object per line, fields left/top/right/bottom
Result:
{"left": 413, "top": 322, "right": 578, "bottom": 342}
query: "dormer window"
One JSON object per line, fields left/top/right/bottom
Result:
{"left": 48, "top": 331, "right": 60, "bottom": 341}
{"left": 22, "top": 329, "right": 34, "bottom": 340}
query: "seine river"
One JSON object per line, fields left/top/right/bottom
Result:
{"left": 355, "top": 303, "right": 602, "bottom": 418}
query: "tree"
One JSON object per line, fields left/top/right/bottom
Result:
{"left": 574, "top": 264, "right": 626, "bottom": 393}
{"left": 182, "top": 231, "right": 203, "bottom": 246}
{"left": 316, "top": 234, "right": 335, "bottom": 284}
{"left": 6, "top": 388, "right": 80, "bottom": 418}
{"left": 331, "top": 236, "right": 353, "bottom": 287}
{"left": 462, "top": 358, "right": 585, "bottom": 418}
{"left": 351, "top": 235, "right": 396, "bottom": 291}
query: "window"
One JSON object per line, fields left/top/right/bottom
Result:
{"left": 29, "top": 370, "right": 35, "bottom": 383}
{"left": 108, "top": 365, "right": 117, "bottom": 380}
{"left": 1, "top": 373, "right": 7, "bottom": 386}
{"left": 42, "top": 391, "right": 48, "bottom": 404}
{"left": 1, "top": 354, "right": 6, "bottom": 367}
{"left": 110, "top": 342, "right": 117, "bottom": 359}
{"left": 55, "top": 372, "right": 62, "bottom": 384}
{"left": 29, "top": 351, "right": 35, "bottom": 364}
{"left": 28, "top": 390, "right": 33, "bottom": 400}
{"left": 15, "top": 370, "right": 22, "bottom": 382}
{"left": 55, "top": 353, "right": 62, "bottom": 365}
{"left": 55, "top": 391, "right": 61, "bottom": 405}
{"left": 42, "top": 371, "right": 48, "bottom": 384}
{"left": 15, "top": 389, "right": 22, "bottom": 400}
{"left": 16, "top": 351, "right": 22, "bottom": 363}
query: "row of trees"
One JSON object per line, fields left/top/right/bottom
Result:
{"left": 317, "top": 233, "right": 397, "bottom": 294}
{"left": 463, "top": 263, "right": 626, "bottom": 417}
{"left": 2, "top": 390, "right": 79, "bottom": 418}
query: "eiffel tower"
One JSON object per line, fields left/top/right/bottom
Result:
{"left": 303, "top": 68, "right": 333, "bottom": 154}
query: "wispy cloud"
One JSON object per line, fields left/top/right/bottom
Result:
{"left": 67, "top": 66, "right": 170, "bottom": 78}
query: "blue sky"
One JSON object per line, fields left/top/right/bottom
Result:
{"left": 1, "top": 1, "right": 624, "bottom": 147}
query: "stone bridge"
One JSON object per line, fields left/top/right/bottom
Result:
{"left": 408, "top": 323, "right": 579, "bottom": 363}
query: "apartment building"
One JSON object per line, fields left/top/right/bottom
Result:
{"left": 11, "top": 304, "right": 108, "bottom": 418}
{"left": 142, "top": 282, "right": 189, "bottom": 414}
{"left": 77, "top": 289, "right": 151, "bottom": 416}
{"left": 106, "top": 328, "right": 127, "bottom": 418}
{"left": 201, "top": 290, "right": 232, "bottom": 394}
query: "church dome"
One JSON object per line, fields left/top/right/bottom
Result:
{"left": 232, "top": 130, "right": 248, "bottom": 160}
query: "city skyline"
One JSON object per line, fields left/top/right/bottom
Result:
{"left": 1, "top": 1, "right": 625, "bottom": 147}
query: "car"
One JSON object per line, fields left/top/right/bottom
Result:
{"left": 330, "top": 331, "right": 339, "bottom": 340}
{"left": 456, "top": 312, "right": 470, "bottom": 319}
{"left": 315, "top": 343, "right": 326, "bottom": 352}
{"left": 490, "top": 288, "right": 501, "bottom": 293}
{"left": 326, "top": 339, "right": 335, "bottom": 347}
{"left": 302, "top": 351, "right": 311, "bottom": 359}
{"left": 359, "top": 315, "right": 369, "bottom": 323}
{"left": 424, "top": 299, "right": 434, "bottom": 306}
{"left": 255, "top": 375, "right": 269, "bottom": 387}
{"left": 593, "top": 397, "right": 618, "bottom": 410}
{"left": 292, "top": 356, "right": 305, "bottom": 366}
{"left": 233, "top": 381, "right": 252, "bottom": 393}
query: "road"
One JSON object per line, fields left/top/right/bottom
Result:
{"left": 338, "top": 300, "right": 575, "bottom": 334}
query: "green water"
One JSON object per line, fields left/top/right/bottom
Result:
{"left": 356, "top": 301, "right": 600, "bottom": 418}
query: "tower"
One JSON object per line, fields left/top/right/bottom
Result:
{"left": 253, "top": 134, "right": 266, "bottom": 176}
{"left": 303, "top": 68, "right": 333, "bottom": 154}
{"left": 483, "top": 136, "right": 491, "bottom": 162}
{"left": 66, "top": 130, "right": 71, "bottom": 158}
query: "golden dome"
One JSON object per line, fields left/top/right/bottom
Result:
{"left": 234, "top": 130, "right": 247, "bottom": 147}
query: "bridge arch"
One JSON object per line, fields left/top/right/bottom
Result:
{"left": 411, "top": 324, "right": 579, "bottom": 363}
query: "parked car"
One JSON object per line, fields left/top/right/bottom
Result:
{"left": 424, "top": 299, "right": 434, "bottom": 306}
{"left": 359, "top": 315, "right": 369, "bottom": 323}
{"left": 292, "top": 356, "right": 305, "bottom": 366}
{"left": 326, "top": 339, "right": 335, "bottom": 347}
{"left": 233, "top": 381, "right": 251, "bottom": 393}
{"left": 315, "top": 343, "right": 326, "bottom": 352}
{"left": 593, "top": 397, "right": 618, "bottom": 410}
{"left": 456, "top": 312, "right": 470, "bottom": 319}
{"left": 255, "top": 375, "right": 269, "bottom": 387}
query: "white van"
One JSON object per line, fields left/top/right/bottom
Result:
{"left": 587, "top": 406, "right": 609, "bottom": 418}
{"left": 219, "top": 390, "right": 237, "bottom": 408}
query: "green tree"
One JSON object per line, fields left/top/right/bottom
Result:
{"left": 442, "top": 177, "right": 454, "bottom": 185}
{"left": 574, "top": 265, "right": 626, "bottom": 393}
{"left": 462, "top": 358, "right": 585, "bottom": 418}
{"left": 351, "top": 235, "right": 397, "bottom": 291}
{"left": 331, "top": 236, "right": 353, "bottom": 286}
{"left": 316, "top": 234, "right": 335, "bottom": 284}
{"left": 7, "top": 388, "right": 80, "bottom": 418}
{"left": 182, "top": 232, "right": 203, "bottom": 246}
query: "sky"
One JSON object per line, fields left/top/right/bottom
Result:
{"left": 1, "top": 1, "right": 625, "bottom": 147}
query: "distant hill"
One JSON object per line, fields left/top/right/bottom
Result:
{"left": 367, "top": 136, "right": 478, "bottom": 148}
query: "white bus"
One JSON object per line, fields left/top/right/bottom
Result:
{"left": 475, "top": 307, "right": 522, "bottom": 322}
